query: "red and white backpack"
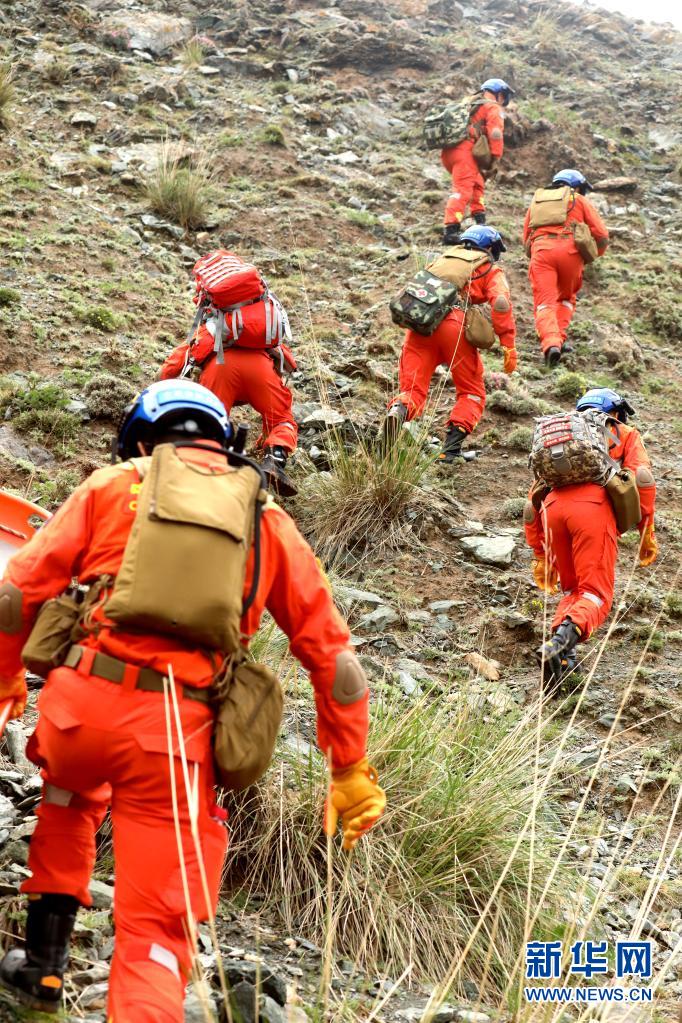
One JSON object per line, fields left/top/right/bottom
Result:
{"left": 184, "top": 250, "right": 290, "bottom": 369}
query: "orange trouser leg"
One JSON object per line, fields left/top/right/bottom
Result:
{"left": 391, "top": 329, "right": 443, "bottom": 418}
{"left": 23, "top": 671, "right": 227, "bottom": 1023}
{"left": 543, "top": 489, "right": 617, "bottom": 639}
{"left": 441, "top": 145, "right": 483, "bottom": 226}
{"left": 443, "top": 313, "right": 486, "bottom": 432}
{"left": 530, "top": 241, "right": 584, "bottom": 354}
{"left": 200, "top": 350, "right": 298, "bottom": 452}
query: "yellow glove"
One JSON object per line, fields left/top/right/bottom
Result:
{"left": 532, "top": 556, "right": 559, "bottom": 594}
{"left": 639, "top": 524, "right": 658, "bottom": 567}
{"left": 324, "top": 757, "right": 386, "bottom": 851}
{"left": 503, "top": 347, "right": 517, "bottom": 375}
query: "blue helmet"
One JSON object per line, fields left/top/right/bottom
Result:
{"left": 480, "top": 78, "right": 515, "bottom": 105}
{"left": 459, "top": 225, "right": 506, "bottom": 262}
{"left": 552, "top": 168, "right": 593, "bottom": 194}
{"left": 117, "top": 380, "right": 233, "bottom": 460}
{"left": 576, "top": 387, "right": 635, "bottom": 423}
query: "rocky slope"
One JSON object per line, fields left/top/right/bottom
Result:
{"left": 0, "top": 0, "right": 681, "bottom": 1020}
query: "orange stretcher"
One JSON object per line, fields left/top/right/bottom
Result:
{"left": 0, "top": 490, "right": 49, "bottom": 734}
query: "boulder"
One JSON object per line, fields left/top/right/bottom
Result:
{"left": 0, "top": 425, "right": 54, "bottom": 467}
{"left": 593, "top": 176, "right": 638, "bottom": 193}
{"left": 459, "top": 535, "right": 515, "bottom": 566}
{"left": 99, "top": 13, "right": 192, "bottom": 56}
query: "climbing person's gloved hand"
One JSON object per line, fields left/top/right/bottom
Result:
{"left": 503, "top": 348, "right": 518, "bottom": 375}
{"left": 324, "top": 757, "right": 386, "bottom": 851}
{"left": 638, "top": 524, "right": 658, "bottom": 567}
{"left": 532, "top": 556, "right": 559, "bottom": 594}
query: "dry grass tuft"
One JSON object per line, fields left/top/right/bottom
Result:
{"left": 145, "top": 144, "right": 213, "bottom": 230}
{"left": 226, "top": 688, "right": 576, "bottom": 993}
{"left": 0, "top": 64, "right": 15, "bottom": 129}
{"left": 298, "top": 430, "right": 434, "bottom": 560}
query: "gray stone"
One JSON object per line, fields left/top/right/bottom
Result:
{"left": 3, "top": 840, "right": 29, "bottom": 865}
{"left": 333, "top": 584, "right": 384, "bottom": 607}
{"left": 89, "top": 879, "right": 114, "bottom": 909}
{"left": 428, "top": 600, "right": 457, "bottom": 613}
{"left": 397, "top": 669, "right": 422, "bottom": 697}
{"left": 184, "top": 988, "right": 218, "bottom": 1021}
{"left": 80, "top": 982, "right": 109, "bottom": 1009}
{"left": 454, "top": 1012, "right": 490, "bottom": 1023}
{"left": 357, "top": 605, "right": 400, "bottom": 631}
{"left": 99, "top": 13, "right": 192, "bottom": 56}
{"left": 218, "top": 962, "right": 287, "bottom": 1006}
{"left": 72, "top": 963, "right": 110, "bottom": 985}
{"left": 70, "top": 110, "right": 97, "bottom": 127}
{"left": 593, "top": 176, "right": 637, "bottom": 192}
{"left": 615, "top": 773, "right": 638, "bottom": 794}
{"left": 48, "top": 151, "right": 84, "bottom": 176}
{"left": 140, "top": 214, "right": 185, "bottom": 239}
{"left": 301, "top": 406, "right": 346, "bottom": 428}
{"left": 460, "top": 535, "right": 515, "bottom": 567}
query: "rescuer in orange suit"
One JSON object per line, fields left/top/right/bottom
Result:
{"left": 160, "top": 322, "right": 299, "bottom": 497}
{"left": 523, "top": 168, "right": 609, "bottom": 367}
{"left": 525, "top": 389, "right": 658, "bottom": 685}
{"left": 0, "top": 381, "right": 385, "bottom": 1021}
{"left": 382, "top": 226, "right": 517, "bottom": 463}
{"left": 441, "top": 78, "right": 514, "bottom": 246}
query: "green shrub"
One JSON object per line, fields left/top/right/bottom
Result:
{"left": 80, "top": 306, "right": 119, "bottom": 333}
{"left": 553, "top": 371, "right": 588, "bottom": 402}
{"left": 30, "top": 469, "right": 81, "bottom": 509}
{"left": 0, "top": 287, "right": 20, "bottom": 307}
{"left": 345, "top": 208, "right": 377, "bottom": 228}
{"left": 502, "top": 496, "right": 527, "bottom": 520}
{"left": 83, "top": 373, "right": 133, "bottom": 419}
{"left": 258, "top": 123, "right": 286, "bottom": 147}
{"left": 504, "top": 426, "right": 533, "bottom": 451}
{"left": 664, "top": 594, "right": 682, "bottom": 619}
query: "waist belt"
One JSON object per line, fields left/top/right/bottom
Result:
{"left": 64, "top": 645, "right": 211, "bottom": 705}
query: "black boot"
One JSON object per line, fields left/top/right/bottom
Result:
{"left": 473, "top": 211, "right": 487, "bottom": 225}
{"left": 544, "top": 346, "right": 562, "bottom": 369}
{"left": 442, "top": 223, "right": 461, "bottom": 246}
{"left": 0, "top": 893, "right": 79, "bottom": 1014}
{"left": 536, "top": 618, "right": 581, "bottom": 689}
{"left": 437, "top": 424, "right": 468, "bottom": 465}
{"left": 261, "top": 446, "right": 297, "bottom": 498}
{"left": 378, "top": 402, "right": 408, "bottom": 453}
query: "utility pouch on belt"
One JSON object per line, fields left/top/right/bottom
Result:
{"left": 472, "top": 131, "right": 492, "bottom": 170}
{"left": 605, "top": 469, "right": 641, "bottom": 534}
{"left": 528, "top": 186, "right": 571, "bottom": 229}
{"left": 212, "top": 652, "right": 283, "bottom": 791}
{"left": 21, "top": 592, "right": 81, "bottom": 677}
{"left": 572, "top": 221, "right": 599, "bottom": 264}
{"left": 464, "top": 306, "right": 496, "bottom": 350}
{"left": 105, "top": 444, "right": 263, "bottom": 651}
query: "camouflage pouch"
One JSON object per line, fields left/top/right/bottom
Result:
{"left": 423, "top": 96, "right": 478, "bottom": 149}
{"left": 389, "top": 270, "right": 460, "bottom": 336}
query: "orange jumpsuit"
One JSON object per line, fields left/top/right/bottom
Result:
{"left": 389, "top": 261, "right": 516, "bottom": 433}
{"left": 0, "top": 451, "right": 366, "bottom": 1022}
{"left": 161, "top": 328, "right": 298, "bottom": 453}
{"left": 522, "top": 193, "right": 609, "bottom": 355}
{"left": 524, "top": 423, "right": 656, "bottom": 638}
{"left": 441, "top": 101, "right": 504, "bottom": 226}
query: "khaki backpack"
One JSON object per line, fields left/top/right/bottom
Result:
{"left": 104, "top": 443, "right": 283, "bottom": 791}
{"left": 528, "top": 186, "right": 572, "bottom": 230}
{"left": 426, "top": 248, "right": 496, "bottom": 349}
